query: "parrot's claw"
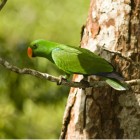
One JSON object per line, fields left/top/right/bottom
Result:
{"left": 57, "top": 75, "right": 67, "bottom": 85}
{"left": 80, "top": 76, "right": 90, "bottom": 88}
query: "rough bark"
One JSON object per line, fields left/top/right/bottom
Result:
{"left": 60, "top": 0, "right": 140, "bottom": 139}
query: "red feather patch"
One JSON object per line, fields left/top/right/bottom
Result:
{"left": 27, "top": 47, "right": 32, "bottom": 58}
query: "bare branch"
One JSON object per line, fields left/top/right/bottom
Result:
{"left": 0, "top": 0, "right": 7, "bottom": 11}
{"left": 0, "top": 57, "right": 140, "bottom": 89}
{"left": 126, "top": 79, "right": 140, "bottom": 86}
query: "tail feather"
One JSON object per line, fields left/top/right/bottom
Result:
{"left": 95, "top": 72, "right": 124, "bottom": 81}
{"left": 95, "top": 72, "right": 129, "bottom": 90}
{"left": 105, "top": 78, "right": 129, "bottom": 91}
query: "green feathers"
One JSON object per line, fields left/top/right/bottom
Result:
{"left": 28, "top": 39, "right": 128, "bottom": 91}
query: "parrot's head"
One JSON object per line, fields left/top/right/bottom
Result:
{"left": 27, "top": 39, "right": 54, "bottom": 58}
{"left": 27, "top": 39, "right": 43, "bottom": 58}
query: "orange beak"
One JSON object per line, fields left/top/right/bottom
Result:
{"left": 27, "top": 47, "right": 32, "bottom": 58}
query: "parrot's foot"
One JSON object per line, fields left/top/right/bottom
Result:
{"left": 57, "top": 75, "right": 68, "bottom": 85}
{"left": 80, "top": 76, "right": 90, "bottom": 88}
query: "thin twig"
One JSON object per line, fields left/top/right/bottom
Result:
{"left": 0, "top": 0, "right": 7, "bottom": 11}
{"left": 0, "top": 57, "right": 140, "bottom": 88}
{"left": 103, "top": 47, "right": 140, "bottom": 67}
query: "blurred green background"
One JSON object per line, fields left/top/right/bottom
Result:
{"left": 0, "top": 0, "right": 89, "bottom": 138}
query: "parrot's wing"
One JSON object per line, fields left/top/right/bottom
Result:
{"left": 51, "top": 48, "right": 86, "bottom": 74}
{"left": 51, "top": 48, "right": 113, "bottom": 74}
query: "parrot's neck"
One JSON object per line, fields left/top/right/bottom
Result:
{"left": 34, "top": 46, "right": 55, "bottom": 63}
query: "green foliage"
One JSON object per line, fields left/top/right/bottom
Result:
{"left": 0, "top": 0, "right": 89, "bottom": 138}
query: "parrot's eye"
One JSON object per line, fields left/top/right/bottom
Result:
{"left": 32, "top": 44, "right": 38, "bottom": 49}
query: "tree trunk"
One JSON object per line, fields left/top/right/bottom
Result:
{"left": 60, "top": 0, "right": 140, "bottom": 139}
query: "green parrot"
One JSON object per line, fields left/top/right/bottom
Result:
{"left": 27, "top": 39, "right": 128, "bottom": 91}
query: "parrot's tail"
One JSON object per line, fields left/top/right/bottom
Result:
{"left": 95, "top": 72, "right": 124, "bottom": 81}
{"left": 95, "top": 72, "right": 129, "bottom": 91}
